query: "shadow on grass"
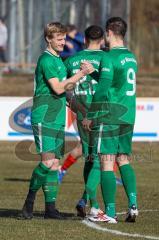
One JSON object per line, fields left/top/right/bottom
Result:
{"left": 4, "top": 178, "right": 30, "bottom": 182}
{"left": 0, "top": 208, "right": 82, "bottom": 220}
{"left": 4, "top": 178, "right": 83, "bottom": 185}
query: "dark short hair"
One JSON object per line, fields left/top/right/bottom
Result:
{"left": 105, "top": 17, "right": 127, "bottom": 38}
{"left": 66, "top": 24, "right": 77, "bottom": 33}
{"left": 85, "top": 25, "right": 104, "bottom": 40}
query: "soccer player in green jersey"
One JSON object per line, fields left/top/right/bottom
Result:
{"left": 64, "top": 25, "right": 108, "bottom": 218}
{"left": 84, "top": 17, "right": 138, "bottom": 223}
{"left": 21, "top": 22, "right": 94, "bottom": 220}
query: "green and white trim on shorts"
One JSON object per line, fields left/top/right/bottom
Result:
{"left": 95, "top": 124, "right": 134, "bottom": 155}
{"left": 32, "top": 122, "right": 65, "bottom": 158}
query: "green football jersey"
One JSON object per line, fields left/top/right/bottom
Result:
{"left": 31, "top": 50, "right": 67, "bottom": 125}
{"left": 88, "top": 47, "right": 138, "bottom": 125}
{"left": 64, "top": 49, "right": 107, "bottom": 120}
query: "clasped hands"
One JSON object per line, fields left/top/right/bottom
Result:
{"left": 80, "top": 61, "right": 95, "bottom": 75}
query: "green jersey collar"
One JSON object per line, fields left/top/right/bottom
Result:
{"left": 84, "top": 49, "right": 102, "bottom": 51}
{"left": 111, "top": 46, "right": 127, "bottom": 50}
{"left": 44, "top": 50, "right": 60, "bottom": 58}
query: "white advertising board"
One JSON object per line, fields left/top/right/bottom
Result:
{"left": 133, "top": 98, "right": 159, "bottom": 141}
{"left": 0, "top": 97, "right": 159, "bottom": 141}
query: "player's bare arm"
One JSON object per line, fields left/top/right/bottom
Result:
{"left": 48, "top": 62, "right": 94, "bottom": 95}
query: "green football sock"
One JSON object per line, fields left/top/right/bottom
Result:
{"left": 29, "top": 162, "right": 50, "bottom": 192}
{"left": 83, "top": 160, "right": 92, "bottom": 183}
{"left": 101, "top": 171, "right": 116, "bottom": 218}
{"left": 81, "top": 160, "right": 92, "bottom": 202}
{"left": 119, "top": 164, "right": 137, "bottom": 208}
{"left": 85, "top": 155, "right": 100, "bottom": 209}
{"left": 42, "top": 170, "right": 59, "bottom": 203}
{"left": 81, "top": 191, "right": 89, "bottom": 203}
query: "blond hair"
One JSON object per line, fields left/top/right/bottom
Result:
{"left": 44, "top": 22, "right": 66, "bottom": 42}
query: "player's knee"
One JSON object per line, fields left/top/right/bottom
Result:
{"left": 117, "top": 154, "right": 130, "bottom": 167}
{"left": 50, "top": 158, "right": 59, "bottom": 170}
{"left": 43, "top": 159, "right": 59, "bottom": 170}
{"left": 100, "top": 154, "right": 115, "bottom": 171}
{"left": 101, "top": 164, "right": 114, "bottom": 171}
{"left": 73, "top": 144, "right": 82, "bottom": 157}
{"left": 41, "top": 153, "right": 59, "bottom": 170}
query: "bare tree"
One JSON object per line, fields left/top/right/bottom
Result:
{"left": 9, "top": 0, "right": 17, "bottom": 63}
{"left": 17, "top": 0, "right": 25, "bottom": 64}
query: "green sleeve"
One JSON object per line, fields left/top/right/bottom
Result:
{"left": 64, "top": 58, "right": 71, "bottom": 77}
{"left": 87, "top": 55, "right": 114, "bottom": 119}
{"left": 42, "top": 59, "right": 59, "bottom": 81}
{"left": 90, "top": 70, "right": 100, "bottom": 81}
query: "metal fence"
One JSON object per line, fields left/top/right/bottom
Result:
{"left": 0, "top": 0, "right": 130, "bottom": 65}
{"left": 1, "top": 0, "right": 158, "bottom": 72}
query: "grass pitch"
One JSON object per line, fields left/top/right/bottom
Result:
{"left": 0, "top": 141, "right": 159, "bottom": 240}
{"left": 0, "top": 73, "right": 159, "bottom": 97}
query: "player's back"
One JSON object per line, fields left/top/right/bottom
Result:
{"left": 65, "top": 49, "right": 105, "bottom": 69}
{"left": 65, "top": 49, "right": 106, "bottom": 119}
{"left": 108, "top": 47, "right": 138, "bottom": 124}
{"left": 65, "top": 49, "right": 106, "bottom": 90}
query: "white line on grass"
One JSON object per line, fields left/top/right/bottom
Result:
{"left": 117, "top": 209, "right": 159, "bottom": 215}
{"left": 82, "top": 219, "right": 159, "bottom": 240}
